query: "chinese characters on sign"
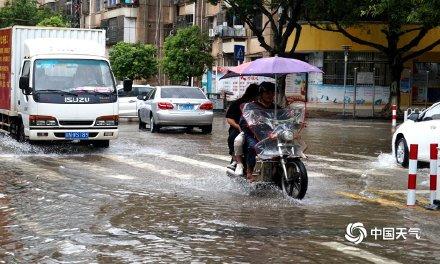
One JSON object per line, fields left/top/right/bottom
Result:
{"left": 0, "top": 28, "right": 12, "bottom": 110}
{"left": 345, "top": 222, "right": 421, "bottom": 245}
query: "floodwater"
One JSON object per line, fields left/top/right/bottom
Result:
{"left": 0, "top": 117, "right": 439, "bottom": 263}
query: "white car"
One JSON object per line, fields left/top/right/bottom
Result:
{"left": 392, "top": 102, "right": 440, "bottom": 167}
{"left": 137, "top": 86, "right": 214, "bottom": 133}
{"left": 118, "top": 85, "right": 154, "bottom": 117}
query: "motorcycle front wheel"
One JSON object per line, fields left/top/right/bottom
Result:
{"left": 281, "top": 159, "right": 308, "bottom": 199}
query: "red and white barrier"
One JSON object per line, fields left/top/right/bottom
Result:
{"left": 437, "top": 147, "right": 440, "bottom": 202}
{"left": 407, "top": 144, "right": 418, "bottom": 206}
{"left": 430, "top": 144, "right": 438, "bottom": 204}
{"left": 392, "top": 104, "right": 397, "bottom": 127}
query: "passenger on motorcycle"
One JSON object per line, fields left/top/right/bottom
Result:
{"left": 239, "top": 82, "right": 281, "bottom": 182}
{"left": 225, "top": 83, "right": 259, "bottom": 171}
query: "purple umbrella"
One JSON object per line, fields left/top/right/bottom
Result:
{"left": 220, "top": 56, "right": 322, "bottom": 79}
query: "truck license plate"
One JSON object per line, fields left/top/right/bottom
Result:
{"left": 65, "top": 132, "right": 89, "bottom": 139}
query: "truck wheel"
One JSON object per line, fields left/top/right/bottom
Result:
{"left": 17, "top": 121, "right": 26, "bottom": 142}
{"left": 92, "top": 140, "right": 110, "bottom": 148}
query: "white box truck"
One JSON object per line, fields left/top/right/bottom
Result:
{"left": 0, "top": 26, "right": 124, "bottom": 148}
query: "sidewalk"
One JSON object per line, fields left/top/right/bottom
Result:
{"left": 306, "top": 102, "right": 385, "bottom": 119}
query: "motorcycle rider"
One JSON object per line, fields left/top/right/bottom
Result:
{"left": 239, "top": 81, "right": 280, "bottom": 182}
{"left": 225, "top": 83, "right": 259, "bottom": 170}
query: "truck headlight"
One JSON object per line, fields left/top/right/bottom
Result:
{"left": 281, "top": 131, "right": 294, "bottom": 141}
{"left": 95, "top": 115, "right": 118, "bottom": 126}
{"left": 30, "top": 115, "right": 58, "bottom": 126}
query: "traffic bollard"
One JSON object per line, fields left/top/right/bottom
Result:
{"left": 407, "top": 144, "right": 418, "bottom": 206}
{"left": 430, "top": 144, "right": 438, "bottom": 204}
{"left": 392, "top": 104, "right": 397, "bottom": 127}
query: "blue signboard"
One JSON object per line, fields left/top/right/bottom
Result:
{"left": 234, "top": 45, "right": 245, "bottom": 62}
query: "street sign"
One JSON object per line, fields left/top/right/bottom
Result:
{"left": 234, "top": 45, "right": 245, "bottom": 62}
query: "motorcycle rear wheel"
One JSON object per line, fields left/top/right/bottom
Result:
{"left": 281, "top": 159, "right": 308, "bottom": 199}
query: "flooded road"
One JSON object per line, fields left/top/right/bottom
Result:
{"left": 0, "top": 117, "right": 439, "bottom": 263}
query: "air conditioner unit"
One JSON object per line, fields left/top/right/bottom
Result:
{"left": 209, "top": 29, "right": 215, "bottom": 37}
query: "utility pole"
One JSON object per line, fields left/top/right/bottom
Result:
{"left": 342, "top": 45, "right": 351, "bottom": 116}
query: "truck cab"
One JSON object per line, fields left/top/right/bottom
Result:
{"left": 15, "top": 38, "right": 118, "bottom": 147}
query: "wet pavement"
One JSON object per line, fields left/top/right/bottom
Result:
{"left": 0, "top": 116, "right": 439, "bottom": 263}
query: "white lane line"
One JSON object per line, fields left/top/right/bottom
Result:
{"left": 317, "top": 242, "right": 401, "bottom": 264}
{"left": 105, "top": 155, "right": 195, "bottom": 179}
{"left": 333, "top": 152, "right": 376, "bottom": 160}
{"left": 199, "top": 153, "right": 231, "bottom": 162}
{"left": 158, "top": 154, "right": 225, "bottom": 171}
{"left": 307, "top": 154, "right": 359, "bottom": 164}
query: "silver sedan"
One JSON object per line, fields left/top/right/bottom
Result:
{"left": 137, "top": 86, "right": 214, "bottom": 134}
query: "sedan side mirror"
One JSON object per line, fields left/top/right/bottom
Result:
{"left": 407, "top": 113, "right": 419, "bottom": 121}
{"left": 123, "top": 79, "right": 133, "bottom": 92}
{"left": 19, "top": 76, "right": 32, "bottom": 95}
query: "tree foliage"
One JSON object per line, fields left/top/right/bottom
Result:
{"left": 306, "top": 0, "right": 440, "bottom": 109}
{"left": 162, "top": 26, "right": 213, "bottom": 84}
{"left": 109, "top": 42, "right": 158, "bottom": 81}
{"left": 37, "top": 15, "right": 69, "bottom": 28}
{"left": 0, "top": 0, "right": 54, "bottom": 28}
{"left": 209, "top": 0, "right": 304, "bottom": 57}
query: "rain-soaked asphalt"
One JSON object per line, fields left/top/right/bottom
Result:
{"left": 0, "top": 116, "right": 440, "bottom": 263}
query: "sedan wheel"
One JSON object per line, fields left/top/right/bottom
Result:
{"left": 150, "top": 116, "right": 160, "bottom": 133}
{"left": 395, "top": 137, "right": 409, "bottom": 168}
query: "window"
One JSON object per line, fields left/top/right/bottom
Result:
{"left": 161, "top": 88, "right": 206, "bottom": 99}
{"left": 21, "top": 61, "right": 30, "bottom": 77}
{"left": 148, "top": 90, "right": 156, "bottom": 100}
{"left": 422, "top": 104, "right": 440, "bottom": 120}
{"left": 323, "top": 52, "right": 391, "bottom": 86}
{"left": 132, "top": 86, "right": 153, "bottom": 96}
{"left": 33, "top": 59, "right": 115, "bottom": 93}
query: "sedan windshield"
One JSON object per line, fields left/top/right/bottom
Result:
{"left": 161, "top": 88, "right": 206, "bottom": 99}
{"left": 34, "top": 59, "right": 115, "bottom": 93}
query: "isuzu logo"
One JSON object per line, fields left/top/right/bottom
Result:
{"left": 65, "top": 97, "right": 90, "bottom": 103}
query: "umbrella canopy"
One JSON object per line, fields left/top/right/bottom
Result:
{"left": 220, "top": 56, "right": 322, "bottom": 79}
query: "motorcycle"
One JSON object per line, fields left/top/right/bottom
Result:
{"left": 226, "top": 102, "right": 308, "bottom": 199}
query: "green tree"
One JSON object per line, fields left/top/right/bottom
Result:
{"left": 0, "top": 0, "right": 54, "bottom": 28}
{"left": 307, "top": 0, "right": 440, "bottom": 112}
{"left": 37, "top": 15, "right": 69, "bottom": 27}
{"left": 109, "top": 42, "right": 158, "bottom": 81}
{"left": 162, "top": 25, "right": 213, "bottom": 85}
{"left": 209, "top": 0, "right": 304, "bottom": 57}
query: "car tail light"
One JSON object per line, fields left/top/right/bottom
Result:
{"left": 29, "top": 115, "right": 58, "bottom": 126}
{"left": 199, "top": 102, "right": 213, "bottom": 110}
{"left": 95, "top": 115, "right": 119, "bottom": 126}
{"left": 157, "top": 102, "right": 174, "bottom": 110}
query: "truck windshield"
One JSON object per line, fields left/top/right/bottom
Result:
{"left": 33, "top": 59, "right": 115, "bottom": 93}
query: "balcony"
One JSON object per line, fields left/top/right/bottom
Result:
{"left": 209, "top": 25, "right": 247, "bottom": 39}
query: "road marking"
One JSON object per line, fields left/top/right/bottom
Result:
{"left": 374, "top": 190, "right": 431, "bottom": 194}
{"left": 105, "top": 155, "right": 195, "bottom": 179}
{"left": 307, "top": 154, "right": 359, "bottom": 164}
{"left": 336, "top": 191, "right": 406, "bottom": 209}
{"left": 159, "top": 154, "right": 225, "bottom": 171}
{"left": 316, "top": 242, "right": 401, "bottom": 264}
{"left": 333, "top": 152, "right": 376, "bottom": 160}
{"left": 199, "top": 153, "right": 231, "bottom": 162}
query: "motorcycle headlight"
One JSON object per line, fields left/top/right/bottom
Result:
{"left": 281, "top": 131, "right": 294, "bottom": 141}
